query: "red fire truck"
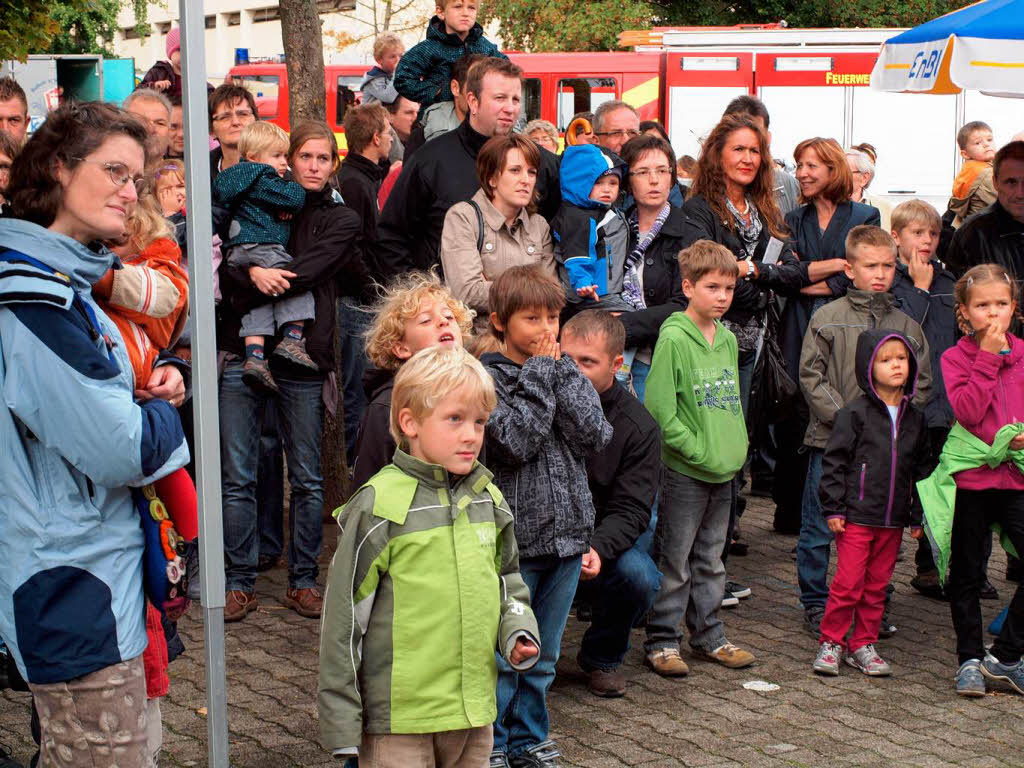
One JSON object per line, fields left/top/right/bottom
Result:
{"left": 227, "top": 25, "right": 1022, "bottom": 203}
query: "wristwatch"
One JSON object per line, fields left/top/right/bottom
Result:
{"left": 744, "top": 258, "right": 756, "bottom": 280}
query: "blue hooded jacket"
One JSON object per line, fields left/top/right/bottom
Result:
{"left": 551, "top": 144, "right": 629, "bottom": 303}
{"left": 0, "top": 218, "right": 189, "bottom": 684}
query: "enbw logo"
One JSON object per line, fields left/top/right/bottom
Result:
{"left": 908, "top": 49, "right": 942, "bottom": 80}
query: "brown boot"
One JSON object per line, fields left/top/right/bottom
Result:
{"left": 241, "top": 357, "right": 279, "bottom": 395}
{"left": 587, "top": 668, "right": 626, "bottom": 698}
{"left": 273, "top": 336, "right": 318, "bottom": 370}
{"left": 224, "top": 590, "right": 258, "bottom": 622}
{"left": 283, "top": 587, "right": 323, "bottom": 618}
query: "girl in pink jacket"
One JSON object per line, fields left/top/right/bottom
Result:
{"left": 941, "top": 263, "right": 1024, "bottom": 698}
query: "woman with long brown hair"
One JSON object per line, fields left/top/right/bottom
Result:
{"left": 681, "top": 113, "right": 807, "bottom": 411}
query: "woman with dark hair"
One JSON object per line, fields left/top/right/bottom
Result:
{"left": 773, "top": 136, "right": 879, "bottom": 536}
{"left": 217, "top": 120, "right": 369, "bottom": 622}
{"left": 0, "top": 102, "right": 188, "bottom": 765}
{"left": 617, "top": 133, "right": 687, "bottom": 399}
{"left": 441, "top": 133, "right": 555, "bottom": 333}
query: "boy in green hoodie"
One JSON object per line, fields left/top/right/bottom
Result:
{"left": 643, "top": 240, "right": 755, "bottom": 678}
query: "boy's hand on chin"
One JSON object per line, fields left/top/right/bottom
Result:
{"left": 510, "top": 637, "right": 539, "bottom": 665}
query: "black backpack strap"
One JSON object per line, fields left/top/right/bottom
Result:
{"left": 468, "top": 199, "right": 485, "bottom": 253}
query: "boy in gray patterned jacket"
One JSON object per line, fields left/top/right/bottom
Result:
{"left": 481, "top": 264, "right": 613, "bottom": 767}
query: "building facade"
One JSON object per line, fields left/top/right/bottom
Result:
{"left": 113, "top": 0, "right": 445, "bottom": 80}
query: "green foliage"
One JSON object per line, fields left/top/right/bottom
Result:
{"left": 656, "top": 0, "right": 975, "bottom": 29}
{"left": 0, "top": 0, "right": 148, "bottom": 60}
{"left": 479, "top": 0, "right": 658, "bottom": 52}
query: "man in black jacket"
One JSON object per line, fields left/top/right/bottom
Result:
{"left": 375, "top": 57, "right": 560, "bottom": 278}
{"left": 946, "top": 140, "right": 1024, "bottom": 284}
{"left": 561, "top": 310, "right": 662, "bottom": 698}
{"left": 335, "top": 102, "right": 392, "bottom": 460}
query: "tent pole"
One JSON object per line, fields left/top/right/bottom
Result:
{"left": 178, "top": 2, "right": 230, "bottom": 766}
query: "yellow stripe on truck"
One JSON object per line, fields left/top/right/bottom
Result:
{"left": 622, "top": 77, "right": 660, "bottom": 110}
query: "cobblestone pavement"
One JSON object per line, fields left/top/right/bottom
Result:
{"left": 2, "top": 495, "right": 1022, "bottom": 767}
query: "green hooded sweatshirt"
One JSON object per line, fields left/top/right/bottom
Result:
{"left": 917, "top": 422, "right": 1023, "bottom": 583}
{"left": 644, "top": 311, "right": 748, "bottom": 484}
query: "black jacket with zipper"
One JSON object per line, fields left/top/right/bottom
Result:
{"left": 587, "top": 383, "right": 661, "bottom": 562}
{"left": 618, "top": 204, "right": 687, "bottom": 350}
{"left": 218, "top": 184, "right": 368, "bottom": 372}
{"left": 679, "top": 194, "right": 807, "bottom": 326}
{"left": 375, "top": 119, "right": 561, "bottom": 279}
{"left": 350, "top": 367, "right": 395, "bottom": 489}
{"left": 819, "top": 329, "right": 931, "bottom": 528}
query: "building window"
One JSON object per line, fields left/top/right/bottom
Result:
{"left": 317, "top": 0, "right": 357, "bottom": 10}
{"left": 204, "top": 15, "right": 216, "bottom": 29}
{"left": 253, "top": 7, "right": 281, "bottom": 22}
{"left": 226, "top": 12, "right": 241, "bottom": 26}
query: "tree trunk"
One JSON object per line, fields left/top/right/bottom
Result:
{"left": 279, "top": 0, "right": 327, "bottom": 125}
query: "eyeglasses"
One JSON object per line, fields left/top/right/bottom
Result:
{"left": 212, "top": 108, "right": 255, "bottom": 123}
{"left": 595, "top": 129, "right": 640, "bottom": 140}
{"left": 629, "top": 167, "right": 672, "bottom": 180}
{"left": 72, "top": 158, "right": 144, "bottom": 190}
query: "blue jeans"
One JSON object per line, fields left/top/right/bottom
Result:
{"left": 632, "top": 359, "right": 650, "bottom": 404}
{"left": 494, "top": 554, "right": 582, "bottom": 757}
{"left": 577, "top": 540, "right": 661, "bottom": 671}
{"left": 257, "top": 401, "right": 285, "bottom": 561}
{"left": 645, "top": 468, "right": 731, "bottom": 654}
{"left": 220, "top": 360, "right": 325, "bottom": 592}
{"left": 796, "top": 448, "right": 832, "bottom": 611}
{"left": 338, "top": 298, "right": 373, "bottom": 464}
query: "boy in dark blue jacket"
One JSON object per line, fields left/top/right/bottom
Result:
{"left": 888, "top": 199, "right": 961, "bottom": 598}
{"left": 213, "top": 121, "right": 308, "bottom": 395}
{"left": 394, "top": 1, "right": 507, "bottom": 117}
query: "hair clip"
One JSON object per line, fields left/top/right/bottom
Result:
{"left": 967, "top": 276, "right": 974, "bottom": 286}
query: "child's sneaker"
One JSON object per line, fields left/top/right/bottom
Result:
{"left": 242, "top": 356, "right": 279, "bottom": 395}
{"left": 726, "top": 580, "right": 752, "bottom": 599}
{"left": 694, "top": 641, "right": 755, "bottom": 669}
{"left": 644, "top": 648, "right": 689, "bottom": 677}
{"left": 955, "top": 658, "right": 986, "bottom": 697}
{"left": 812, "top": 641, "right": 843, "bottom": 676}
{"left": 721, "top": 592, "right": 739, "bottom": 608}
{"left": 511, "top": 739, "right": 561, "bottom": 767}
{"left": 273, "top": 336, "right": 318, "bottom": 370}
{"left": 489, "top": 750, "right": 511, "bottom": 768}
{"left": 981, "top": 653, "right": 1024, "bottom": 695}
{"left": 845, "top": 644, "right": 891, "bottom": 676}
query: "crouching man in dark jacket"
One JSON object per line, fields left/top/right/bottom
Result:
{"left": 560, "top": 310, "right": 663, "bottom": 698}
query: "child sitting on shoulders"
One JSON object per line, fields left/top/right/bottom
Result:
{"left": 213, "top": 121, "right": 309, "bottom": 395}
{"left": 360, "top": 32, "right": 404, "bottom": 106}
{"left": 949, "top": 121, "right": 997, "bottom": 227}
{"left": 394, "top": 0, "right": 507, "bottom": 119}
{"left": 319, "top": 346, "right": 540, "bottom": 765}
{"left": 351, "top": 271, "right": 473, "bottom": 488}
{"left": 812, "top": 331, "right": 929, "bottom": 677}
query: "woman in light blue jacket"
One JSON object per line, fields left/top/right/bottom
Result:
{"left": 0, "top": 102, "right": 189, "bottom": 766}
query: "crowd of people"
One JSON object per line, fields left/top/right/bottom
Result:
{"left": 0, "top": 1, "right": 1023, "bottom": 765}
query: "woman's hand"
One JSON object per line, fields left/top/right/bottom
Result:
{"left": 135, "top": 365, "right": 186, "bottom": 407}
{"left": 249, "top": 266, "right": 296, "bottom": 296}
{"left": 910, "top": 527, "right": 924, "bottom": 539}
{"left": 576, "top": 285, "right": 599, "bottom": 301}
{"left": 1010, "top": 431, "right": 1024, "bottom": 451}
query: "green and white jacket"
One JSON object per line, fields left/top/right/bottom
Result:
{"left": 318, "top": 450, "right": 540, "bottom": 756}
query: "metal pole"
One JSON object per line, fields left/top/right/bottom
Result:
{"left": 178, "top": 3, "right": 230, "bottom": 766}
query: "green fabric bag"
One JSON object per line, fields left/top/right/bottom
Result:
{"left": 917, "top": 422, "right": 1023, "bottom": 584}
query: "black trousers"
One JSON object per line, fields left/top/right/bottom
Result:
{"left": 948, "top": 488, "right": 1024, "bottom": 664}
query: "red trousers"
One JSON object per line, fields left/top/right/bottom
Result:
{"left": 819, "top": 523, "right": 902, "bottom": 651}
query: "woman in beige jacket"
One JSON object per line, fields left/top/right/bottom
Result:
{"left": 441, "top": 134, "right": 555, "bottom": 333}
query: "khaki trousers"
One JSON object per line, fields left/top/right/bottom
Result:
{"left": 359, "top": 724, "right": 493, "bottom": 768}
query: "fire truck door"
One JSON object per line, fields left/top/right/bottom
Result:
{"left": 664, "top": 53, "right": 753, "bottom": 162}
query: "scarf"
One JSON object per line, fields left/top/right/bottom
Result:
{"left": 725, "top": 195, "right": 762, "bottom": 259}
{"left": 623, "top": 203, "right": 671, "bottom": 310}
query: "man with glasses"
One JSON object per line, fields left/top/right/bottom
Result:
{"left": 124, "top": 88, "right": 173, "bottom": 162}
{"left": 208, "top": 84, "right": 259, "bottom": 180}
{"left": 0, "top": 78, "right": 28, "bottom": 146}
{"left": 592, "top": 100, "right": 641, "bottom": 158}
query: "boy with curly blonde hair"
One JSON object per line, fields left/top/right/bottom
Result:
{"left": 351, "top": 271, "right": 474, "bottom": 487}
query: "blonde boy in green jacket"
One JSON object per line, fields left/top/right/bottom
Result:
{"left": 643, "top": 240, "right": 756, "bottom": 679}
{"left": 318, "top": 347, "right": 539, "bottom": 765}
